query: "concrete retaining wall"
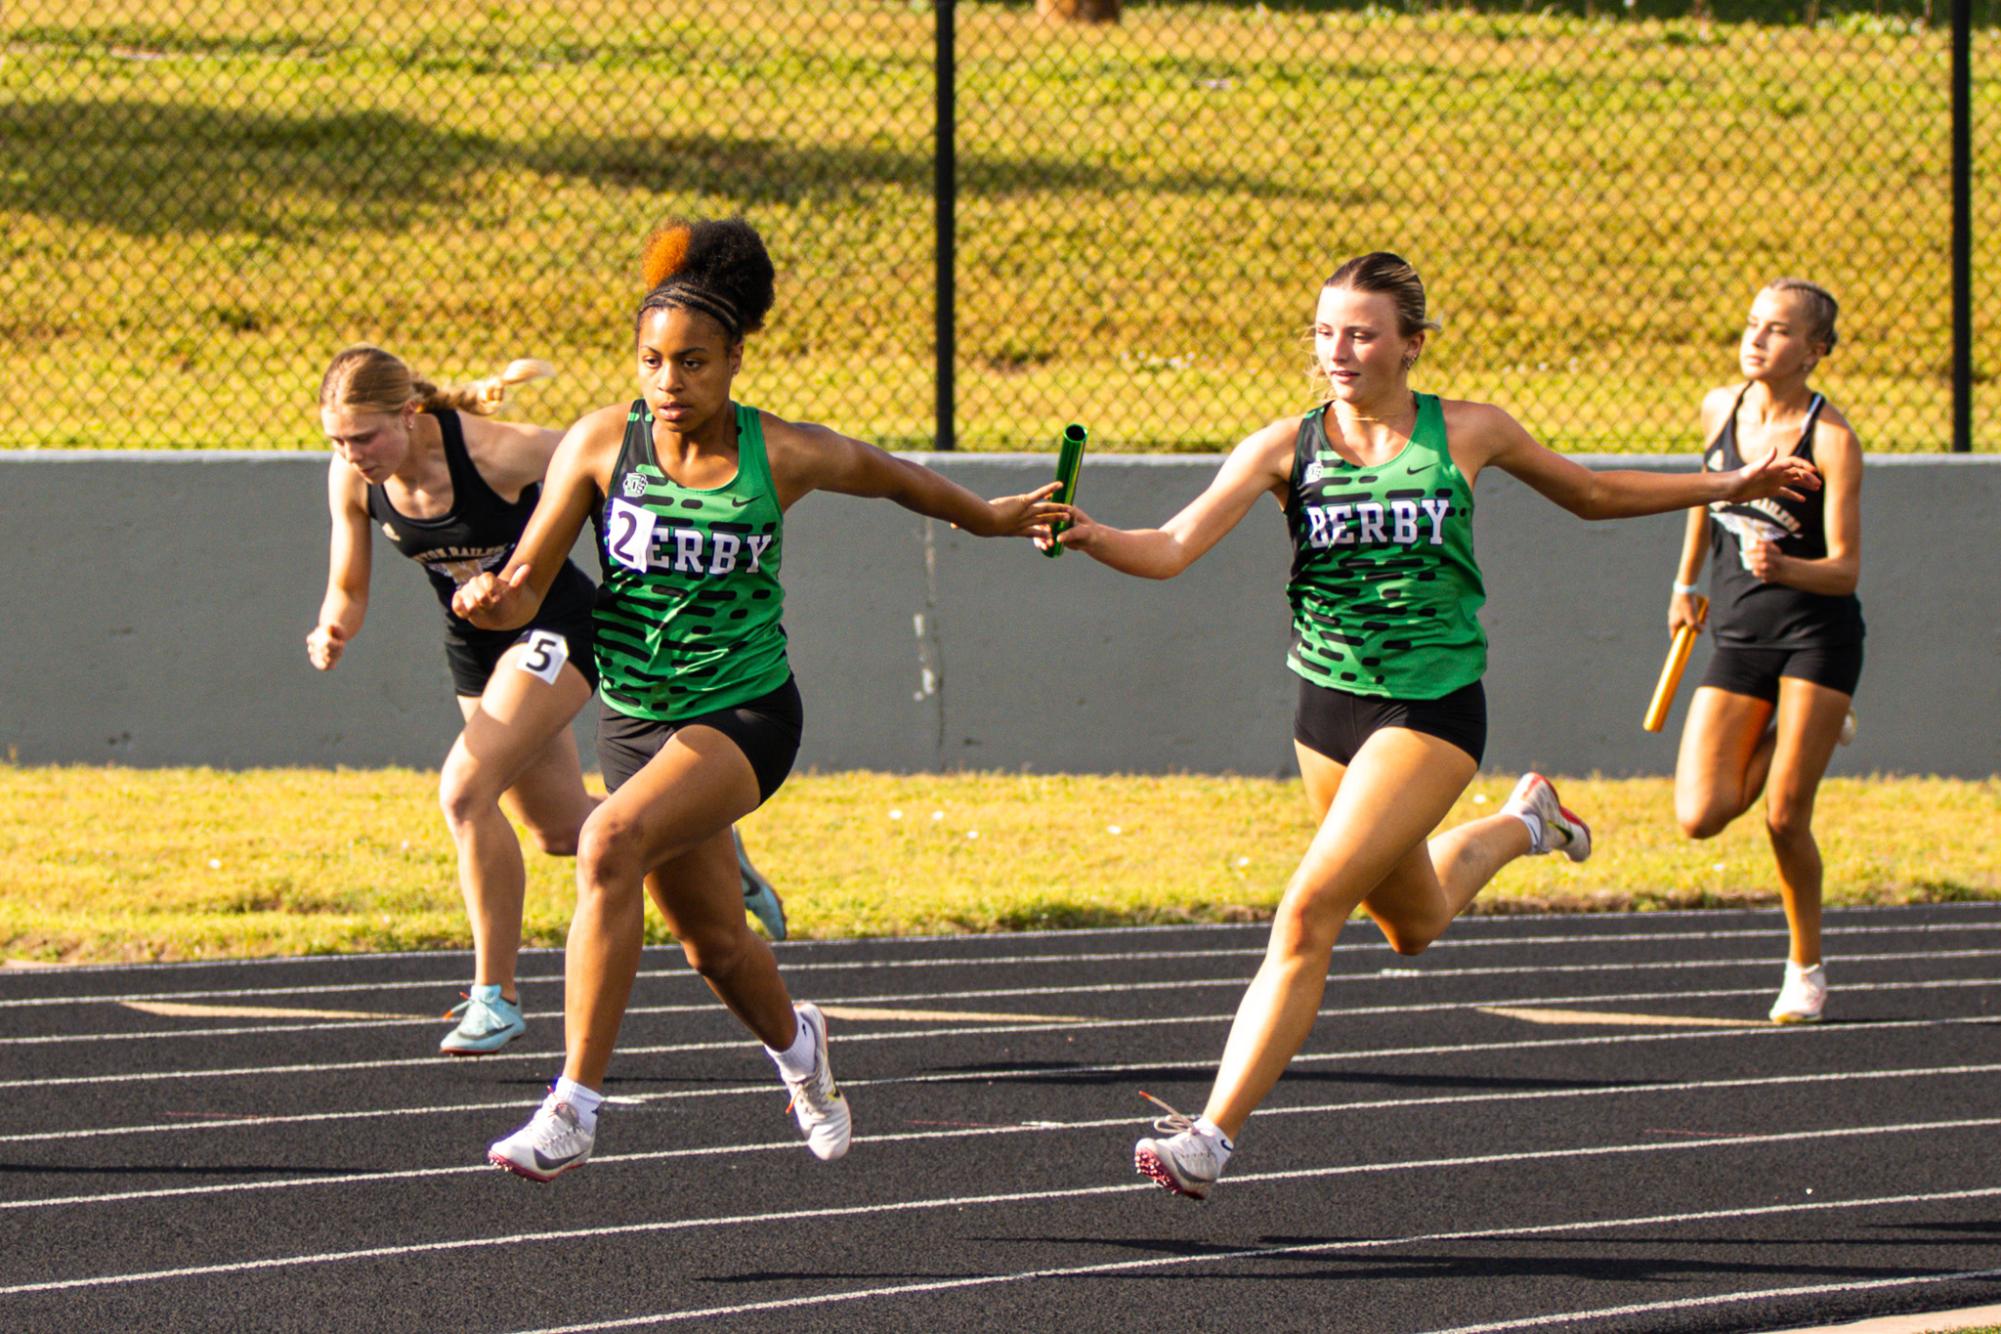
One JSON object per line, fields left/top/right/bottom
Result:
{"left": 4, "top": 452, "right": 1994, "bottom": 777}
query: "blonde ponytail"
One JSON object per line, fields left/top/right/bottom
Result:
{"left": 413, "top": 358, "right": 556, "bottom": 415}
{"left": 320, "top": 344, "right": 554, "bottom": 418}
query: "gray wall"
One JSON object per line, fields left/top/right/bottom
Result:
{"left": 3, "top": 452, "right": 1995, "bottom": 778}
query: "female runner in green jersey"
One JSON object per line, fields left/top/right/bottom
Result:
{"left": 1040, "top": 253, "right": 1821, "bottom": 1200}
{"left": 453, "top": 217, "right": 1062, "bottom": 1180}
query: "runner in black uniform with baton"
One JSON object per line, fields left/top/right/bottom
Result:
{"left": 1667, "top": 279, "right": 1863, "bottom": 1024}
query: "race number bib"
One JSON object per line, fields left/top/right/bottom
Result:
{"left": 605, "top": 499, "right": 656, "bottom": 574}
{"left": 516, "top": 629, "right": 569, "bottom": 685}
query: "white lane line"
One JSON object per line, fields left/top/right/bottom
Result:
{"left": 7, "top": 1120, "right": 1999, "bottom": 1298}
{"left": 1479, "top": 1007, "right": 1760, "bottom": 1028}
{"left": 5, "top": 920, "right": 1997, "bottom": 1009}
{"left": 7, "top": 971, "right": 1997, "bottom": 1075}
{"left": 3, "top": 996, "right": 1112, "bottom": 1048}
{"left": 815, "top": 1005, "right": 1091, "bottom": 1024}
{"left": 10, "top": 958, "right": 2001, "bottom": 1049}
{"left": 11, "top": 1059, "right": 2001, "bottom": 1215}
{"left": 1421, "top": 1269, "right": 2001, "bottom": 1334}
{"left": 10, "top": 1010, "right": 2001, "bottom": 1143}
{"left": 7, "top": 901, "right": 1991, "bottom": 981}
{"left": 121, "top": 1001, "right": 437, "bottom": 1021}
{"left": 510, "top": 1197, "right": 2001, "bottom": 1333}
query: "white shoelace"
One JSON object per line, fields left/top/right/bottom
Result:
{"left": 1139, "top": 1090, "right": 1198, "bottom": 1138}
{"left": 527, "top": 1099, "right": 584, "bottom": 1146}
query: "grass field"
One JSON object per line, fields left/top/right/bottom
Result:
{"left": 3, "top": 765, "right": 1994, "bottom": 964}
{"left": 3, "top": 2, "right": 1996, "bottom": 453}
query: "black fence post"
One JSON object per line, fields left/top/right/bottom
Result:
{"left": 1952, "top": 0, "right": 1973, "bottom": 452}
{"left": 935, "top": 0, "right": 957, "bottom": 452}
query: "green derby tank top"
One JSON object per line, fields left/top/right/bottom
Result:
{"left": 593, "top": 401, "right": 790, "bottom": 720}
{"left": 1284, "top": 393, "right": 1486, "bottom": 699}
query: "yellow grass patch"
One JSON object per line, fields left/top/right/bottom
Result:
{"left": 0, "top": 765, "right": 1993, "bottom": 964}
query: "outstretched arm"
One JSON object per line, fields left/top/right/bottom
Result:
{"left": 1049, "top": 419, "right": 1293, "bottom": 579}
{"left": 452, "top": 407, "right": 617, "bottom": 629}
{"left": 766, "top": 416, "right": 1063, "bottom": 536}
{"left": 308, "top": 461, "right": 371, "bottom": 670}
{"left": 1463, "top": 402, "right": 1820, "bottom": 520}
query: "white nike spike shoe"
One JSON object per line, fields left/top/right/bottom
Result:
{"left": 488, "top": 1091, "right": 594, "bottom": 1182}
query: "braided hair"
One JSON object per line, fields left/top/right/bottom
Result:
{"left": 637, "top": 217, "right": 775, "bottom": 342}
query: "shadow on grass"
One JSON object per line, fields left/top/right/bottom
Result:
{"left": 0, "top": 101, "right": 486, "bottom": 238}
{"left": 1, "top": 99, "right": 1340, "bottom": 241}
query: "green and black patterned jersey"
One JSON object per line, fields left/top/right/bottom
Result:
{"left": 1284, "top": 393, "right": 1486, "bottom": 700}
{"left": 592, "top": 400, "right": 789, "bottom": 721}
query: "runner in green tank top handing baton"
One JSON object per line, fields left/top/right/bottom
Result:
{"left": 453, "top": 217, "right": 1063, "bottom": 1181}
{"left": 1036, "top": 253, "right": 1821, "bottom": 1201}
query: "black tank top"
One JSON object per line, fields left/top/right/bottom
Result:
{"left": 366, "top": 409, "right": 595, "bottom": 638}
{"left": 1703, "top": 388, "right": 1864, "bottom": 649}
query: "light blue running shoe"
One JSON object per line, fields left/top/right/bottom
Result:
{"left": 736, "top": 829, "right": 787, "bottom": 942}
{"left": 441, "top": 984, "right": 526, "bottom": 1055}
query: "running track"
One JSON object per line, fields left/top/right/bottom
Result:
{"left": 3, "top": 903, "right": 1999, "bottom": 1332}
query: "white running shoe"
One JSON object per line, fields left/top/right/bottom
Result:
{"left": 488, "top": 1091, "right": 594, "bottom": 1182}
{"left": 1770, "top": 963, "right": 1828, "bottom": 1024}
{"left": 781, "top": 1002, "right": 851, "bottom": 1161}
{"left": 1838, "top": 710, "right": 1857, "bottom": 746}
{"left": 1133, "top": 1096, "right": 1229, "bottom": 1201}
{"left": 1503, "top": 772, "right": 1592, "bottom": 863}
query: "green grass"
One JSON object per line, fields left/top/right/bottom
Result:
{"left": 2, "top": 2, "right": 1996, "bottom": 453}
{"left": 2, "top": 765, "right": 1994, "bottom": 964}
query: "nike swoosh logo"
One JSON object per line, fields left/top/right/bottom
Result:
{"left": 729, "top": 496, "right": 756, "bottom": 508}
{"left": 1404, "top": 464, "right": 1426, "bottom": 475}
{"left": 533, "top": 1146, "right": 585, "bottom": 1170}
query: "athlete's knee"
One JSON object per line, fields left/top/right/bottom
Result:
{"left": 521, "top": 819, "right": 582, "bottom": 858}
{"left": 1764, "top": 798, "right": 1816, "bottom": 846}
{"left": 1270, "top": 887, "right": 1345, "bottom": 961}
{"left": 527, "top": 829, "right": 579, "bottom": 858}
{"left": 1679, "top": 813, "right": 1731, "bottom": 841}
{"left": 1377, "top": 918, "right": 1445, "bottom": 957}
{"left": 1676, "top": 797, "right": 1733, "bottom": 841}
{"left": 677, "top": 923, "right": 753, "bottom": 980}
{"left": 575, "top": 809, "right": 647, "bottom": 888}
{"left": 437, "top": 762, "right": 504, "bottom": 835}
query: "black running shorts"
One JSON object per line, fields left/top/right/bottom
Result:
{"left": 1700, "top": 642, "right": 1863, "bottom": 704}
{"left": 1293, "top": 676, "right": 1488, "bottom": 767}
{"left": 595, "top": 677, "right": 803, "bottom": 805}
{"left": 444, "top": 612, "right": 599, "bottom": 698}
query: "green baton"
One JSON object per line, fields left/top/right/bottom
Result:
{"left": 1042, "top": 422, "right": 1089, "bottom": 558}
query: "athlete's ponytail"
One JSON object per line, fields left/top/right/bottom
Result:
{"left": 636, "top": 217, "right": 776, "bottom": 342}
{"left": 411, "top": 359, "right": 555, "bottom": 415}
{"left": 319, "top": 345, "right": 553, "bottom": 418}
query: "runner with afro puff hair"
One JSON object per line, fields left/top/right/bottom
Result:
{"left": 458, "top": 216, "right": 1064, "bottom": 1180}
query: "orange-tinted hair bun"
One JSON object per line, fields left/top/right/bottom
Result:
{"left": 642, "top": 224, "right": 693, "bottom": 290}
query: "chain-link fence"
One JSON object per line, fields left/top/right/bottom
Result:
{"left": 2, "top": 1, "right": 1992, "bottom": 452}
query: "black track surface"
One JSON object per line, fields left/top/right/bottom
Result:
{"left": 4, "top": 903, "right": 1999, "bottom": 1332}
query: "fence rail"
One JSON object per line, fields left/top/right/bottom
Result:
{"left": 1, "top": 2, "right": 1991, "bottom": 453}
